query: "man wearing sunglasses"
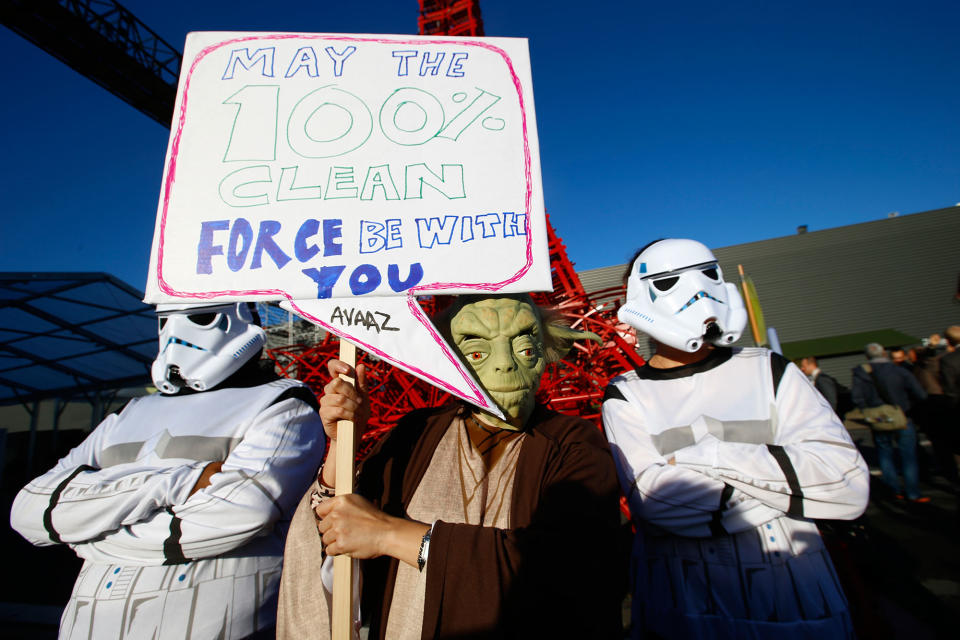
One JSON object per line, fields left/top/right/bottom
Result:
{"left": 11, "top": 302, "right": 325, "bottom": 639}
{"left": 602, "top": 239, "right": 869, "bottom": 639}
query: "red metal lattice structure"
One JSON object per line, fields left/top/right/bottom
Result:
{"left": 265, "top": 215, "right": 643, "bottom": 457}
{"left": 530, "top": 216, "right": 646, "bottom": 423}
{"left": 264, "top": 3, "right": 644, "bottom": 456}
{"left": 417, "top": 0, "right": 485, "bottom": 37}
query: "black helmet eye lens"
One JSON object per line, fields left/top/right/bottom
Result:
{"left": 701, "top": 267, "right": 720, "bottom": 281}
{"left": 158, "top": 317, "right": 167, "bottom": 331}
{"left": 187, "top": 313, "right": 219, "bottom": 327}
{"left": 652, "top": 276, "right": 679, "bottom": 292}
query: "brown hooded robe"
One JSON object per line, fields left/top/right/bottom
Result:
{"left": 277, "top": 403, "right": 624, "bottom": 639}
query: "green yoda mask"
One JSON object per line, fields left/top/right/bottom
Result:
{"left": 446, "top": 295, "right": 600, "bottom": 429}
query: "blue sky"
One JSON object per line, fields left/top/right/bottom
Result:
{"left": 1, "top": 1, "right": 957, "bottom": 291}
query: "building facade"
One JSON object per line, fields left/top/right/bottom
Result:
{"left": 579, "top": 205, "right": 960, "bottom": 385}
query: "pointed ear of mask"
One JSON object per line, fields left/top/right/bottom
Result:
{"left": 544, "top": 323, "right": 602, "bottom": 362}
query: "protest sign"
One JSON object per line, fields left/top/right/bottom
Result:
{"left": 143, "top": 32, "right": 549, "bottom": 636}
{"left": 144, "top": 31, "right": 548, "bottom": 411}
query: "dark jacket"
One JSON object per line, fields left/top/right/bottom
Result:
{"left": 851, "top": 359, "right": 927, "bottom": 412}
{"left": 814, "top": 371, "right": 840, "bottom": 412}
{"left": 940, "top": 349, "right": 960, "bottom": 401}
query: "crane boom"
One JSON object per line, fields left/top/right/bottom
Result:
{"left": 1, "top": 0, "right": 181, "bottom": 126}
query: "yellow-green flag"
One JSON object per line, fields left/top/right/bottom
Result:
{"left": 738, "top": 265, "right": 767, "bottom": 347}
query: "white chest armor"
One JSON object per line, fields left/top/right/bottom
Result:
{"left": 603, "top": 347, "right": 868, "bottom": 638}
{"left": 12, "top": 378, "right": 324, "bottom": 640}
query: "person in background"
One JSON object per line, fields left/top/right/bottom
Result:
{"left": 798, "top": 355, "right": 840, "bottom": 413}
{"left": 936, "top": 326, "right": 960, "bottom": 474}
{"left": 851, "top": 342, "right": 928, "bottom": 501}
{"left": 10, "top": 302, "right": 325, "bottom": 640}
{"left": 914, "top": 336, "right": 946, "bottom": 394}
{"left": 890, "top": 347, "right": 914, "bottom": 372}
{"left": 910, "top": 332, "right": 959, "bottom": 484}
{"left": 603, "top": 238, "right": 868, "bottom": 639}
{"left": 939, "top": 326, "right": 960, "bottom": 404}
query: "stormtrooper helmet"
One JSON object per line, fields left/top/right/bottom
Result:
{"left": 617, "top": 239, "right": 747, "bottom": 352}
{"left": 152, "top": 302, "right": 266, "bottom": 394}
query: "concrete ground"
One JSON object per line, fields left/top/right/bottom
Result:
{"left": 832, "top": 426, "right": 960, "bottom": 640}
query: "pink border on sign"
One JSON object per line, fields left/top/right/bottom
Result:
{"left": 287, "top": 296, "right": 493, "bottom": 408}
{"left": 155, "top": 34, "right": 533, "bottom": 405}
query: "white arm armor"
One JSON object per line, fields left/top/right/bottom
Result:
{"left": 674, "top": 363, "right": 869, "bottom": 522}
{"left": 72, "top": 396, "right": 324, "bottom": 564}
{"left": 603, "top": 392, "right": 768, "bottom": 537}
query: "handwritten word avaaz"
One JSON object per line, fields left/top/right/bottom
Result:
{"left": 329, "top": 306, "right": 400, "bottom": 333}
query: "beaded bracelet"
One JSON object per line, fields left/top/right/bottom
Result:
{"left": 417, "top": 527, "right": 432, "bottom": 572}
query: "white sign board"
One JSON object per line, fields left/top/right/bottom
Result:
{"left": 145, "top": 32, "right": 549, "bottom": 411}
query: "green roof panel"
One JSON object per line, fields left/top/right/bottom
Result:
{"left": 781, "top": 329, "right": 920, "bottom": 360}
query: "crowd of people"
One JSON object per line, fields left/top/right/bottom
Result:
{"left": 13, "top": 238, "right": 955, "bottom": 639}
{"left": 798, "top": 330, "right": 960, "bottom": 503}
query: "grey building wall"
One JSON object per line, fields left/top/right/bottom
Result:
{"left": 578, "top": 206, "right": 960, "bottom": 386}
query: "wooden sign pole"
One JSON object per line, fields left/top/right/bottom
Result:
{"left": 331, "top": 339, "right": 357, "bottom": 640}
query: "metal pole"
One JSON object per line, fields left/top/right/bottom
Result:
{"left": 52, "top": 397, "right": 62, "bottom": 456}
{"left": 26, "top": 399, "right": 39, "bottom": 476}
{"left": 91, "top": 392, "right": 102, "bottom": 431}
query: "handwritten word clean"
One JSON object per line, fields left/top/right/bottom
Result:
{"left": 218, "top": 163, "right": 465, "bottom": 207}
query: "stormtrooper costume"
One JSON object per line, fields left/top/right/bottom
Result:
{"left": 11, "top": 302, "right": 325, "bottom": 640}
{"left": 603, "top": 239, "right": 869, "bottom": 639}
